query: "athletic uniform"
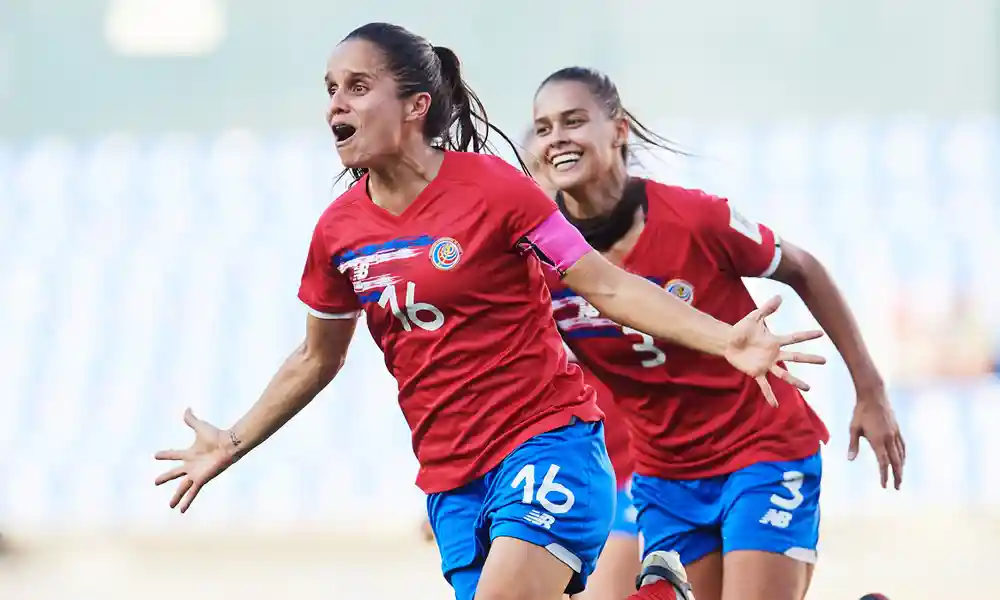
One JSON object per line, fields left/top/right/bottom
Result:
{"left": 544, "top": 179, "right": 830, "bottom": 566}
{"left": 298, "top": 152, "right": 615, "bottom": 599}
{"left": 581, "top": 361, "right": 637, "bottom": 537}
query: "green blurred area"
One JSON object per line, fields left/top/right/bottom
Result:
{"left": 0, "top": 0, "right": 996, "bottom": 138}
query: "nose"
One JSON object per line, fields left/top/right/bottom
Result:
{"left": 326, "top": 90, "right": 349, "bottom": 121}
{"left": 546, "top": 125, "right": 571, "bottom": 154}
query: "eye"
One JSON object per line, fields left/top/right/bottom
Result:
{"left": 326, "top": 83, "right": 337, "bottom": 97}
{"left": 565, "top": 117, "right": 585, "bottom": 127}
{"left": 350, "top": 82, "right": 369, "bottom": 94}
{"left": 534, "top": 125, "right": 550, "bottom": 137}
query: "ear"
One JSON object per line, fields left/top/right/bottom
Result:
{"left": 612, "top": 116, "right": 630, "bottom": 149}
{"left": 403, "top": 91, "right": 433, "bottom": 124}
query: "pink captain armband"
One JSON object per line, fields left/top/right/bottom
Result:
{"left": 522, "top": 210, "right": 593, "bottom": 275}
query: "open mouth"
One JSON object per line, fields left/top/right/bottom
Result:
{"left": 550, "top": 151, "right": 582, "bottom": 172}
{"left": 332, "top": 124, "right": 357, "bottom": 145}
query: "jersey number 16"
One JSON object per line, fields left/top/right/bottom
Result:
{"left": 378, "top": 282, "right": 444, "bottom": 332}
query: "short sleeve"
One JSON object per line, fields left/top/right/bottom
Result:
{"left": 690, "top": 191, "right": 782, "bottom": 278}
{"left": 297, "top": 222, "right": 362, "bottom": 319}
{"left": 499, "top": 169, "right": 561, "bottom": 249}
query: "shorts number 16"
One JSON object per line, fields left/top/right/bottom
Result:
{"left": 511, "top": 464, "right": 576, "bottom": 514}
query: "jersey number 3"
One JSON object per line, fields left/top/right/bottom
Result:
{"left": 623, "top": 327, "right": 667, "bottom": 368}
{"left": 378, "top": 282, "right": 444, "bottom": 332}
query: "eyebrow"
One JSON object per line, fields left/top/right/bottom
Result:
{"left": 535, "top": 108, "right": 587, "bottom": 123}
{"left": 324, "top": 70, "right": 373, "bottom": 85}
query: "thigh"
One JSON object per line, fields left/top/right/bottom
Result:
{"left": 482, "top": 420, "right": 617, "bottom": 598}
{"left": 685, "top": 551, "right": 723, "bottom": 600}
{"left": 476, "top": 536, "right": 575, "bottom": 600}
{"left": 427, "top": 482, "right": 489, "bottom": 600}
{"left": 721, "top": 551, "right": 812, "bottom": 600}
{"left": 631, "top": 473, "right": 724, "bottom": 567}
{"left": 719, "top": 452, "right": 822, "bottom": 565}
{"left": 571, "top": 534, "right": 640, "bottom": 600}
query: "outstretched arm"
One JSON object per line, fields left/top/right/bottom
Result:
{"left": 226, "top": 314, "right": 357, "bottom": 460}
{"left": 563, "top": 251, "right": 732, "bottom": 357}
{"left": 154, "top": 315, "right": 357, "bottom": 512}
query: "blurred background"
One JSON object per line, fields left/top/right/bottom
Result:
{"left": 2, "top": 1, "right": 999, "bottom": 598}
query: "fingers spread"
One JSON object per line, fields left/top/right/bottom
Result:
{"left": 170, "top": 478, "right": 193, "bottom": 509}
{"left": 183, "top": 408, "right": 199, "bottom": 431}
{"left": 779, "top": 330, "right": 825, "bottom": 346}
{"left": 155, "top": 466, "right": 187, "bottom": 487}
{"left": 756, "top": 295, "right": 783, "bottom": 321}
{"left": 778, "top": 351, "right": 826, "bottom": 365}
{"left": 154, "top": 449, "right": 187, "bottom": 461}
{"left": 179, "top": 480, "right": 204, "bottom": 514}
{"left": 755, "top": 376, "right": 778, "bottom": 407}
{"left": 770, "top": 365, "right": 810, "bottom": 391}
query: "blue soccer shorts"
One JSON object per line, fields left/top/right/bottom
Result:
{"left": 426, "top": 419, "right": 617, "bottom": 600}
{"left": 632, "top": 451, "right": 822, "bottom": 566}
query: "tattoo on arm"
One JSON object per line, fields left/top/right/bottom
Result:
{"left": 228, "top": 430, "right": 244, "bottom": 458}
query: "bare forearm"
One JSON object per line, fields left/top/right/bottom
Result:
{"left": 227, "top": 344, "right": 342, "bottom": 460}
{"left": 785, "top": 256, "right": 883, "bottom": 392}
{"left": 568, "top": 260, "right": 731, "bottom": 356}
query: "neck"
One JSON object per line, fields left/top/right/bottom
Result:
{"left": 367, "top": 139, "right": 444, "bottom": 214}
{"left": 560, "top": 160, "right": 629, "bottom": 219}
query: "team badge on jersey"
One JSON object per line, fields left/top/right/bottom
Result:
{"left": 429, "top": 237, "right": 463, "bottom": 271}
{"left": 665, "top": 279, "right": 695, "bottom": 304}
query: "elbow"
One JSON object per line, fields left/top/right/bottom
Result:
{"left": 297, "top": 342, "right": 346, "bottom": 384}
{"left": 776, "top": 245, "right": 822, "bottom": 292}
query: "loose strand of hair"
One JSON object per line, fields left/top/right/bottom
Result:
{"left": 623, "top": 108, "right": 694, "bottom": 158}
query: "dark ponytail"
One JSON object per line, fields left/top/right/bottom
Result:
{"left": 336, "top": 24, "right": 528, "bottom": 185}
{"left": 536, "top": 67, "right": 690, "bottom": 164}
{"left": 431, "top": 46, "right": 483, "bottom": 153}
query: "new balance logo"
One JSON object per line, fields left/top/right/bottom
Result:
{"left": 759, "top": 508, "right": 793, "bottom": 529}
{"left": 524, "top": 510, "right": 556, "bottom": 530}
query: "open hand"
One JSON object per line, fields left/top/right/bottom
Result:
{"left": 726, "top": 295, "right": 827, "bottom": 406}
{"left": 154, "top": 408, "right": 237, "bottom": 513}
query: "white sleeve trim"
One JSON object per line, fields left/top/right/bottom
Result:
{"left": 760, "top": 235, "right": 783, "bottom": 278}
{"left": 303, "top": 302, "right": 360, "bottom": 320}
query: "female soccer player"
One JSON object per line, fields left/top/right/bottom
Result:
{"left": 153, "top": 25, "right": 826, "bottom": 600}
{"left": 521, "top": 133, "right": 642, "bottom": 600}
{"left": 529, "top": 66, "right": 906, "bottom": 600}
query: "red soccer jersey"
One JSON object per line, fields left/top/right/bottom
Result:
{"left": 298, "top": 152, "right": 602, "bottom": 494}
{"left": 545, "top": 180, "right": 829, "bottom": 480}
{"left": 579, "top": 362, "right": 634, "bottom": 488}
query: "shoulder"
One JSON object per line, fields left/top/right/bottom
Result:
{"left": 447, "top": 152, "right": 537, "bottom": 195}
{"left": 643, "top": 179, "right": 730, "bottom": 232}
{"left": 312, "top": 179, "right": 369, "bottom": 243}
{"left": 318, "top": 179, "right": 366, "bottom": 220}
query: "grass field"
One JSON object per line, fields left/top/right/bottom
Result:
{"left": 2, "top": 513, "right": 997, "bottom": 600}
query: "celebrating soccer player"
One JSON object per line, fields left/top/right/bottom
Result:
{"left": 528, "top": 66, "right": 906, "bottom": 600}
{"left": 154, "top": 26, "right": 826, "bottom": 600}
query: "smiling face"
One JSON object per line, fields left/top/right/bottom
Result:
{"left": 324, "top": 39, "right": 430, "bottom": 169}
{"left": 532, "top": 80, "right": 629, "bottom": 191}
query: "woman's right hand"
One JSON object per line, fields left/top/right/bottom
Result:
{"left": 154, "top": 408, "right": 238, "bottom": 513}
